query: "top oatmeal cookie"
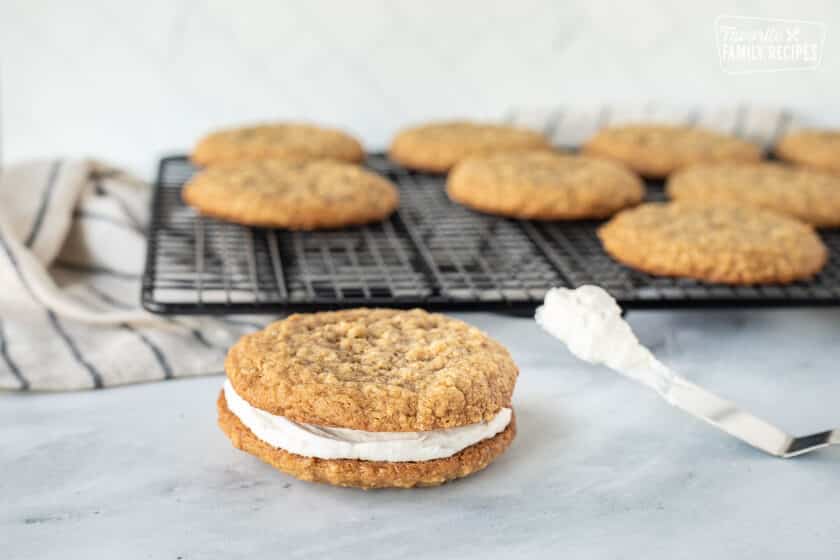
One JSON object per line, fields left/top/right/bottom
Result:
{"left": 224, "top": 308, "right": 519, "bottom": 432}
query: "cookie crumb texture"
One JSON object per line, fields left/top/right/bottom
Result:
{"left": 182, "top": 160, "right": 399, "bottom": 230}
{"left": 389, "top": 121, "right": 551, "bottom": 173}
{"left": 598, "top": 203, "right": 827, "bottom": 284}
{"left": 776, "top": 129, "right": 840, "bottom": 175}
{"left": 584, "top": 124, "right": 762, "bottom": 177}
{"left": 667, "top": 162, "right": 840, "bottom": 227}
{"left": 447, "top": 152, "right": 644, "bottom": 219}
{"left": 225, "top": 308, "right": 519, "bottom": 432}
{"left": 192, "top": 123, "right": 364, "bottom": 166}
{"left": 218, "top": 391, "right": 516, "bottom": 488}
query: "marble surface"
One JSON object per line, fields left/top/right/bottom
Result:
{"left": 3, "top": 308, "right": 839, "bottom": 559}
{"left": 2, "top": 1, "right": 840, "bottom": 176}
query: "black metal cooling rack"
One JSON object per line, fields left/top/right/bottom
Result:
{"left": 142, "top": 154, "right": 840, "bottom": 314}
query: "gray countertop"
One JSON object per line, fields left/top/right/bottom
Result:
{"left": 3, "top": 308, "right": 839, "bottom": 559}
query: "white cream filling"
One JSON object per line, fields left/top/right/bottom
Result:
{"left": 223, "top": 380, "right": 512, "bottom": 462}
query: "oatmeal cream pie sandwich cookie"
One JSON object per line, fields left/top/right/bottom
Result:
{"left": 218, "top": 308, "right": 519, "bottom": 488}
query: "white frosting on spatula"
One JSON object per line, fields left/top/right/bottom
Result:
{"left": 535, "top": 285, "right": 676, "bottom": 397}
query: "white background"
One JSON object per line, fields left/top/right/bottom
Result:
{"left": 1, "top": 0, "right": 838, "bottom": 177}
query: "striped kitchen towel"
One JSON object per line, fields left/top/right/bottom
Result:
{"left": 0, "top": 160, "right": 268, "bottom": 391}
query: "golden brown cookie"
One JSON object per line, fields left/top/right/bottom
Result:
{"left": 775, "top": 129, "right": 840, "bottom": 175}
{"left": 447, "top": 151, "right": 644, "bottom": 219}
{"left": 225, "top": 308, "right": 519, "bottom": 432}
{"left": 598, "top": 202, "right": 827, "bottom": 284}
{"left": 667, "top": 162, "right": 840, "bottom": 227}
{"left": 583, "top": 124, "right": 762, "bottom": 178}
{"left": 192, "top": 123, "right": 364, "bottom": 166}
{"left": 389, "top": 121, "right": 551, "bottom": 173}
{"left": 218, "top": 391, "right": 516, "bottom": 489}
{"left": 182, "top": 159, "right": 399, "bottom": 230}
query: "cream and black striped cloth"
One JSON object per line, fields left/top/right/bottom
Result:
{"left": 0, "top": 105, "right": 802, "bottom": 391}
{"left": 0, "top": 161, "right": 268, "bottom": 390}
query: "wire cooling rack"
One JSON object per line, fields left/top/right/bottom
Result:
{"left": 142, "top": 154, "right": 840, "bottom": 314}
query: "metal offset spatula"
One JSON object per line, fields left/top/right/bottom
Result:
{"left": 536, "top": 285, "right": 838, "bottom": 458}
